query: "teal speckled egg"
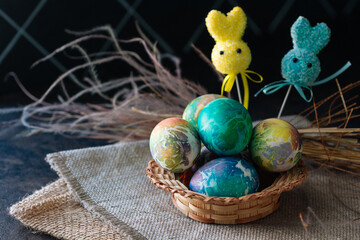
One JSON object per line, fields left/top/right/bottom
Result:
{"left": 182, "top": 94, "right": 225, "bottom": 131}
{"left": 198, "top": 98, "right": 252, "bottom": 156}
{"left": 189, "top": 157, "right": 259, "bottom": 197}
{"left": 250, "top": 118, "right": 302, "bottom": 172}
{"left": 149, "top": 118, "right": 201, "bottom": 173}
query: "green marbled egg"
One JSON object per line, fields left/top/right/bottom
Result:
{"left": 198, "top": 98, "right": 252, "bottom": 156}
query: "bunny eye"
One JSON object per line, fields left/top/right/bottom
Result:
{"left": 293, "top": 58, "right": 298, "bottom": 63}
{"left": 307, "top": 63, "right": 312, "bottom": 68}
{"left": 219, "top": 51, "right": 224, "bottom": 55}
{"left": 237, "top": 48, "right": 242, "bottom": 54}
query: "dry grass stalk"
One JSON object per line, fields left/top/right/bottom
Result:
{"left": 296, "top": 79, "right": 360, "bottom": 175}
{"left": 17, "top": 25, "right": 206, "bottom": 141}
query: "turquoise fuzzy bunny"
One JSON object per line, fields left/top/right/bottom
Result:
{"left": 256, "top": 16, "right": 350, "bottom": 103}
{"left": 282, "top": 16, "right": 330, "bottom": 86}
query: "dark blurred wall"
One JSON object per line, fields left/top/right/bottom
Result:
{"left": 0, "top": 0, "right": 358, "bottom": 121}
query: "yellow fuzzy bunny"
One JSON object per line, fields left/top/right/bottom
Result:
{"left": 206, "top": 6, "right": 262, "bottom": 109}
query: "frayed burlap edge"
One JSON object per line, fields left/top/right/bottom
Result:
{"left": 9, "top": 178, "right": 127, "bottom": 240}
{"left": 45, "top": 141, "right": 148, "bottom": 240}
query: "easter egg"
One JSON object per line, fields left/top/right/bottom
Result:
{"left": 149, "top": 118, "right": 200, "bottom": 173}
{"left": 182, "top": 94, "right": 225, "bottom": 131}
{"left": 198, "top": 98, "right": 252, "bottom": 156}
{"left": 249, "top": 118, "right": 302, "bottom": 172}
{"left": 189, "top": 157, "right": 259, "bottom": 197}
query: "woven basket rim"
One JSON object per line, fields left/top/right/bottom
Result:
{"left": 146, "top": 159, "right": 307, "bottom": 204}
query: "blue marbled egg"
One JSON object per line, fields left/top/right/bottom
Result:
{"left": 198, "top": 98, "right": 252, "bottom": 156}
{"left": 189, "top": 157, "right": 259, "bottom": 198}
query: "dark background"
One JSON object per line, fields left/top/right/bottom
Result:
{"left": 0, "top": 0, "right": 359, "bottom": 122}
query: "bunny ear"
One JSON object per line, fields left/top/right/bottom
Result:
{"left": 205, "top": 6, "right": 247, "bottom": 42}
{"left": 290, "top": 16, "right": 311, "bottom": 46}
{"left": 291, "top": 16, "right": 331, "bottom": 54}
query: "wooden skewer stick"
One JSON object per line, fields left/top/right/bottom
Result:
{"left": 235, "top": 76, "right": 243, "bottom": 105}
{"left": 277, "top": 85, "right": 292, "bottom": 118}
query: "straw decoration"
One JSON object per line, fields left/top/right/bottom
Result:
{"left": 13, "top": 25, "right": 206, "bottom": 141}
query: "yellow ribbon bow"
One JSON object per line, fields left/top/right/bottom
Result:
{"left": 221, "top": 70, "right": 263, "bottom": 109}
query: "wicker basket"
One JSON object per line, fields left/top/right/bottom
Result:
{"left": 146, "top": 159, "right": 307, "bottom": 224}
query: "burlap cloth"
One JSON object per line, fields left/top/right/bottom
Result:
{"left": 9, "top": 139, "right": 360, "bottom": 240}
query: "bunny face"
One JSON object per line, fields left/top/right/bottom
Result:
{"left": 211, "top": 40, "right": 251, "bottom": 75}
{"left": 281, "top": 48, "right": 321, "bottom": 85}
{"left": 206, "top": 7, "right": 250, "bottom": 75}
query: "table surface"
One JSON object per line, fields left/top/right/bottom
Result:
{"left": 1, "top": 106, "right": 359, "bottom": 240}
{"left": 0, "top": 109, "right": 108, "bottom": 240}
